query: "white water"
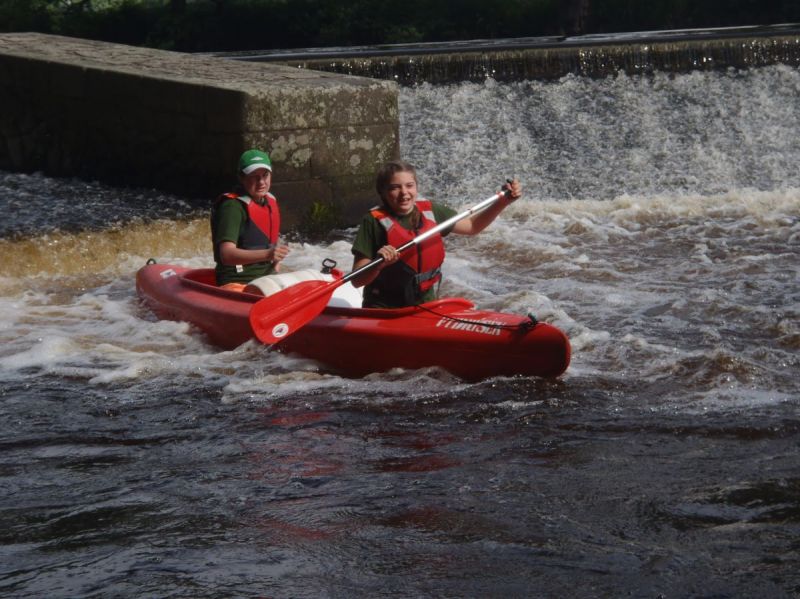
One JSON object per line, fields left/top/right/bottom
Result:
{"left": 406, "top": 66, "right": 800, "bottom": 200}
{"left": 1, "top": 65, "right": 799, "bottom": 598}
{"left": 1, "top": 65, "right": 798, "bottom": 405}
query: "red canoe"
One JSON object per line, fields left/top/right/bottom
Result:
{"left": 135, "top": 262, "right": 570, "bottom": 380}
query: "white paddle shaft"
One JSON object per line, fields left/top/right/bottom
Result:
{"left": 343, "top": 190, "right": 508, "bottom": 284}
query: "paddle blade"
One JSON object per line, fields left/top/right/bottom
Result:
{"left": 249, "top": 279, "right": 339, "bottom": 344}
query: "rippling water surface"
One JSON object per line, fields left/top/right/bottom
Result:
{"left": 1, "top": 65, "right": 799, "bottom": 597}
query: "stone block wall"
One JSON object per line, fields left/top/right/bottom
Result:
{"left": 0, "top": 33, "right": 399, "bottom": 229}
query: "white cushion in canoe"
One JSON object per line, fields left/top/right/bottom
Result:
{"left": 246, "top": 270, "right": 362, "bottom": 308}
{"left": 327, "top": 281, "right": 363, "bottom": 308}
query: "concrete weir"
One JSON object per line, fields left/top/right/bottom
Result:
{"left": 0, "top": 33, "right": 399, "bottom": 228}
{"left": 226, "top": 24, "right": 800, "bottom": 84}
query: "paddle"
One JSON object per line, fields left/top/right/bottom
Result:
{"left": 249, "top": 188, "right": 511, "bottom": 344}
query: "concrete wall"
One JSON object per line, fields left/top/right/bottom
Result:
{"left": 0, "top": 33, "right": 400, "bottom": 229}
{"left": 262, "top": 32, "right": 800, "bottom": 84}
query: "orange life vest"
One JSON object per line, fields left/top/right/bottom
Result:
{"left": 216, "top": 192, "right": 280, "bottom": 249}
{"left": 367, "top": 199, "right": 445, "bottom": 306}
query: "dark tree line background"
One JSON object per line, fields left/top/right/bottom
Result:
{"left": 1, "top": 0, "right": 798, "bottom": 52}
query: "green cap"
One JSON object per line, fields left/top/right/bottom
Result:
{"left": 238, "top": 149, "right": 272, "bottom": 174}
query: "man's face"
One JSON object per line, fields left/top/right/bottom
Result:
{"left": 241, "top": 168, "right": 271, "bottom": 199}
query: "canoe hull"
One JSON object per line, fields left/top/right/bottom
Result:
{"left": 136, "top": 263, "right": 570, "bottom": 380}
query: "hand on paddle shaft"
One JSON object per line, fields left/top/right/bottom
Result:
{"left": 502, "top": 178, "right": 521, "bottom": 201}
{"left": 249, "top": 183, "right": 521, "bottom": 345}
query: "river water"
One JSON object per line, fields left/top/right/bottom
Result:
{"left": 1, "top": 65, "right": 799, "bottom": 597}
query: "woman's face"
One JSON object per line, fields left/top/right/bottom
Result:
{"left": 383, "top": 170, "right": 417, "bottom": 215}
{"left": 240, "top": 168, "right": 271, "bottom": 199}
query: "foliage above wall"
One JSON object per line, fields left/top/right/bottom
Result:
{"left": 1, "top": 0, "right": 799, "bottom": 52}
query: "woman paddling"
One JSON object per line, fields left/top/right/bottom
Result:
{"left": 210, "top": 149, "right": 291, "bottom": 291}
{"left": 350, "top": 160, "right": 522, "bottom": 308}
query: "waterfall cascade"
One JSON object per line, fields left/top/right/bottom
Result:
{"left": 216, "top": 24, "right": 800, "bottom": 84}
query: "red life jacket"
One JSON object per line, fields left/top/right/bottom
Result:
{"left": 366, "top": 199, "right": 445, "bottom": 307}
{"left": 216, "top": 192, "right": 280, "bottom": 249}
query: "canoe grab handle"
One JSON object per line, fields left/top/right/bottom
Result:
{"left": 321, "top": 258, "right": 337, "bottom": 274}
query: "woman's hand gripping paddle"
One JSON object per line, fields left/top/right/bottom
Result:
{"left": 249, "top": 188, "right": 511, "bottom": 345}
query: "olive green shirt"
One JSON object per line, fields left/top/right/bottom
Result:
{"left": 211, "top": 197, "right": 277, "bottom": 285}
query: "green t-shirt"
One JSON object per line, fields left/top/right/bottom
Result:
{"left": 211, "top": 197, "right": 277, "bottom": 285}
{"left": 351, "top": 200, "right": 458, "bottom": 307}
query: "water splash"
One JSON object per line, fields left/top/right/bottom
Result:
{"left": 401, "top": 66, "right": 800, "bottom": 203}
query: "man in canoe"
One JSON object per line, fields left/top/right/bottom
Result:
{"left": 211, "top": 149, "right": 291, "bottom": 291}
{"left": 350, "top": 160, "right": 522, "bottom": 308}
